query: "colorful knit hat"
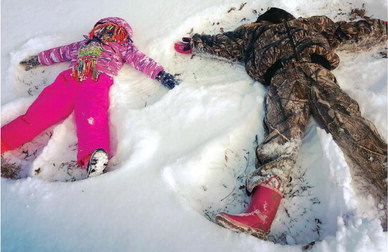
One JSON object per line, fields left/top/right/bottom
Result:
{"left": 92, "top": 17, "right": 134, "bottom": 43}
{"left": 89, "top": 22, "right": 129, "bottom": 43}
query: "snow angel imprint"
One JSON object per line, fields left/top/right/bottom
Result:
{"left": 1, "top": 17, "right": 179, "bottom": 178}
{"left": 175, "top": 7, "right": 387, "bottom": 239}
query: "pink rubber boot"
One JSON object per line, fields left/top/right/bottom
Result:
{"left": 215, "top": 176, "right": 282, "bottom": 240}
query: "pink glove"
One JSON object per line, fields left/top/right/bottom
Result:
{"left": 174, "top": 37, "right": 192, "bottom": 54}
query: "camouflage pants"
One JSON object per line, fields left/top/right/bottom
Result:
{"left": 246, "top": 62, "right": 387, "bottom": 229}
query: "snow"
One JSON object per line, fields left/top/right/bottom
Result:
{"left": 1, "top": 0, "right": 387, "bottom": 251}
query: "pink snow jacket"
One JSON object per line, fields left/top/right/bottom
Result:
{"left": 37, "top": 17, "right": 164, "bottom": 80}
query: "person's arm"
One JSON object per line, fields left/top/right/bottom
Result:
{"left": 175, "top": 25, "right": 249, "bottom": 62}
{"left": 308, "top": 14, "right": 387, "bottom": 51}
{"left": 333, "top": 17, "right": 387, "bottom": 51}
{"left": 124, "top": 45, "right": 179, "bottom": 89}
{"left": 20, "top": 40, "right": 86, "bottom": 70}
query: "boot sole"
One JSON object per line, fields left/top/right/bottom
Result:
{"left": 215, "top": 215, "right": 269, "bottom": 240}
{"left": 87, "top": 149, "right": 108, "bottom": 177}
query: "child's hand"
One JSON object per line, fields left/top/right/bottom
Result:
{"left": 20, "top": 55, "right": 40, "bottom": 71}
{"left": 156, "top": 71, "right": 180, "bottom": 89}
{"left": 174, "top": 37, "right": 192, "bottom": 54}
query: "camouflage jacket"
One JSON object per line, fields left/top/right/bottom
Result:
{"left": 191, "top": 8, "right": 387, "bottom": 85}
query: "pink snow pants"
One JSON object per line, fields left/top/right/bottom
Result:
{"left": 1, "top": 69, "right": 113, "bottom": 167}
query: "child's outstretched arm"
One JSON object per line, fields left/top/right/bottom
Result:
{"left": 20, "top": 40, "right": 86, "bottom": 71}
{"left": 124, "top": 45, "right": 179, "bottom": 89}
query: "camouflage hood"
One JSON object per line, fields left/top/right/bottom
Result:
{"left": 255, "top": 7, "right": 295, "bottom": 24}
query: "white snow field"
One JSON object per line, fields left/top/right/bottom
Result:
{"left": 1, "top": 0, "right": 387, "bottom": 251}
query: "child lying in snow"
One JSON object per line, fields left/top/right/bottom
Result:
{"left": 1, "top": 17, "right": 179, "bottom": 178}
{"left": 175, "top": 7, "right": 387, "bottom": 238}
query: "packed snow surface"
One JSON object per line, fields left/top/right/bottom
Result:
{"left": 1, "top": 0, "right": 387, "bottom": 251}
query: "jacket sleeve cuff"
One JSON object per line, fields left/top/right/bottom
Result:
{"left": 38, "top": 51, "right": 51, "bottom": 66}
{"left": 151, "top": 67, "right": 165, "bottom": 80}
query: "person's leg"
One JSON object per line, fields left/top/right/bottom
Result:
{"left": 74, "top": 73, "right": 113, "bottom": 168}
{"left": 246, "top": 63, "right": 312, "bottom": 193}
{"left": 309, "top": 65, "right": 387, "bottom": 230}
{"left": 1, "top": 69, "right": 76, "bottom": 151}
{"left": 217, "top": 63, "right": 311, "bottom": 239}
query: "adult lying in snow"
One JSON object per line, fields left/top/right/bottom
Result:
{"left": 175, "top": 7, "right": 387, "bottom": 239}
{"left": 1, "top": 17, "right": 179, "bottom": 178}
